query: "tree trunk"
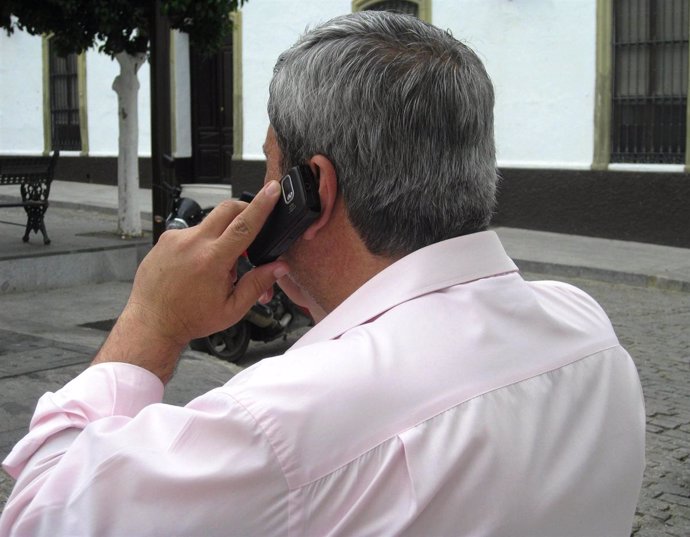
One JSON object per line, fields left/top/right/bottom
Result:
{"left": 112, "top": 52, "right": 146, "bottom": 238}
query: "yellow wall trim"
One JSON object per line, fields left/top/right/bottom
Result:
{"left": 77, "top": 52, "right": 88, "bottom": 155}
{"left": 592, "top": 0, "right": 612, "bottom": 171}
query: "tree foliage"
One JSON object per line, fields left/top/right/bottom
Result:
{"left": 1, "top": 0, "right": 247, "bottom": 57}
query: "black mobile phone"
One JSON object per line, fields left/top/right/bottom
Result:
{"left": 246, "top": 165, "right": 321, "bottom": 266}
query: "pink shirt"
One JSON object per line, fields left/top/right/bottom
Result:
{"left": 1, "top": 231, "right": 645, "bottom": 536}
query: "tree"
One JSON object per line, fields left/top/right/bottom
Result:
{"left": 2, "top": 0, "right": 246, "bottom": 237}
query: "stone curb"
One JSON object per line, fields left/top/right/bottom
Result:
{"left": 47, "top": 199, "right": 153, "bottom": 221}
{"left": 514, "top": 259, "right": 690, "bottom": 293}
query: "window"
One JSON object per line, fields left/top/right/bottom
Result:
{"left": 611, "top": 0, "right": 688, "bottom": 164}
{"left": 48, "top": 39, "right": 82, "bottom": 151}
{"left": 362, "top": 0, "right": 419, "bottom": 16}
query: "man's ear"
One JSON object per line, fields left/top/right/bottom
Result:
{"left": 302, "top": 154, "right": 337, "bottom": 241}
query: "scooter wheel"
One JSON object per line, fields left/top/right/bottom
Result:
{"left": 191, "top": 322, "right": 251, "bottom": 363}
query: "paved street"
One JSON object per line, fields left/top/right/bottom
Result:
{"left": 0, "top": 274, "right": 688, "bottom": 536}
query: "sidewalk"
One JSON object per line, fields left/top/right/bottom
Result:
{"left": 1, "top": 179, "right": 689, "bottom": 294}
{"left": 0, "top": 181, "right": 152, "bottom": 294}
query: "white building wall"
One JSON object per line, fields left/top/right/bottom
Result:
{"left": 0, "top": 29, "right": 153, "bottom": 158}
{"left": 436, "top": 0, "right": 597, "bottom": 169}
{"left": 173, "top": 31, "right": 192, "bottom": 158}
{"left": 86, "top": 50, "right": 152, "bottom": 157}
{"left": 239, "top": 0, "right": 598, "bottom": 169}
{"left": 1, "top": 0, "right": 600, "bottom": 168}
{"left": 240, "top": 0, "right": 351, "bottom": 160}
{"left": 0, "top": 31, "right": 44, "bottom": 155}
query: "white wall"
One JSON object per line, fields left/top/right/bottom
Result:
{"left": 240, "top": 0, "right": 598, "bottom": 169}
{"left": 173, "top": 31, "right": 192, "bottom": 158}
{"left": 434, "top": 0, "right": 597, "bottom": 169}
{"left": 0, "top": 28, "right": 153, "bottom": 158}
{"left": 0, "top": 31, "right": 44, "bottom": 154}
{"left": 240, "top": 0, "right": 352, "bottom": 160}
{"left": 1, "top": 1, "right": 601, "bottom": 168}
{"left": 86, "top": 50, "right": 152, "bottom": 157}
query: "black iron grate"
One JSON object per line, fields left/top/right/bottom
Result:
{"left": 49, "top": 40, "right": 81, "bottom": 152}
{"left": 611, "top": 0, "right": 688, "bottom": 164}
{"left": 363, "top": 0, "right": 419, "bottom": 17}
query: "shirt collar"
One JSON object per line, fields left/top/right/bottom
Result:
{"left": 291, "top": 230, "right": 518, "bottom": 350}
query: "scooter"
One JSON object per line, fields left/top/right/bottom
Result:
{"left": 164, "top": 183, "right": 313, "bottom": 362}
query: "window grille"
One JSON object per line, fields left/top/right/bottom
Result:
{"left": 611, "top": 0, "right": 688, "bottom": 164}
{"left": 363, "top": 0, "right": 419, "bottom": 17}
{"left": 49, "top": 41, "right": 81, "bottom": 151}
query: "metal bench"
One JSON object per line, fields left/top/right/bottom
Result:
{"left": 0, "top": 151, "right": 59, "bottom": 245}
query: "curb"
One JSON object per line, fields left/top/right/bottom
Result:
{"left": 47, "top": 199, "right": 153, "bottom": 221}
{"left": 514, "top": 259, "right": 690, "bottom": 293}
{"left": 0, "top": 242, "right": 151, "bottom": 295}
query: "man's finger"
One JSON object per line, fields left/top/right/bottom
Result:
{"left": 217, "top": 180, "right": 282, "bottom": 252}
{"left": 199, "top": 199, "right": 247, "bottom": 238}
{"left": 224, "top": 261, "right": 289, "bottom": 324}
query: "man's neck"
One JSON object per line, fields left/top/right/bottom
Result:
{"left": 286, "top": 203, "right": 397, "bottom": 319}
{"left": 319, "top": 240, "right": 394, "bottom": 315}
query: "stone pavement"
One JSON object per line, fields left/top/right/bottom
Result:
{"left": 0, "top": 281, "right": 309, "bottom": 514}
{"left": 0, "top": 275, "right": 687, "bottom": 536}
{"left": 0, "top": 180, "right": 688, "bottom": 535}
{"left": 0, "top": 190, "right": 150, "bottom": 295}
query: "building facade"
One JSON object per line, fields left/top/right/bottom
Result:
{"left": 1, "top": 0, "right": 688, "bottom": 246}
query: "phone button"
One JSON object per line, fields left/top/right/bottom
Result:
{"left": 281, "top": 175, "right": 295, "bottom": 204}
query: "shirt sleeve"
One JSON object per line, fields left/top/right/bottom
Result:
{"left": 0, "top": 363, "right": 289, "bottom": 536}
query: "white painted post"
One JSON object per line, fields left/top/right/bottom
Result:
{"left": 112, "top": 51, "right": 146, "bottom": 238}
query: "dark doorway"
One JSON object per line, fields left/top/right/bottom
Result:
{"left": 190, "top": 35, "right": 234, "bottom": 184}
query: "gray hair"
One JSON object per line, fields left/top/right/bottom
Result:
{"left": 268, "top": 11, "right": 497, "bottom": 257}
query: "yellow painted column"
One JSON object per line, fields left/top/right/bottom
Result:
{"left": 592, "top": 0, "right": 613, "bottom": 170}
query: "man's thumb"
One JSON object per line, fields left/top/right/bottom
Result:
{"left": 225, "top": 262, "right": 290, "bottom": 322}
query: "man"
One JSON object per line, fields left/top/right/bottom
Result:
{"left": 1, "top": 11, "right": 644, "bottom": 536}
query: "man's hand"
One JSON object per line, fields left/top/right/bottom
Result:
{"left": 92, "top": 181, "right": 287, "bottom": 383}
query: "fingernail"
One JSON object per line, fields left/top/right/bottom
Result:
{"left": 265, "top": 181, "right": 281, "bottom": 198}
{"left": 273, "top": 266, "right": 289, "bottom": 279}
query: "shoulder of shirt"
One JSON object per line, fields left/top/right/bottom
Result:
{"left": 217, "top": 274, "right": 625, "bottom": 488}
{"left": 526, "top": 278, "right": 614, "bottom": 326}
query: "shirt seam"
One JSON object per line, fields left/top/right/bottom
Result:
{"left": 212, "top": 389, "right": 296, "bottom": 531}
{"left": 295, "top": 341, "right": 624, "bottom": 489}
{"left": 214, "top": 390, "right": 291, "bottom": 488}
